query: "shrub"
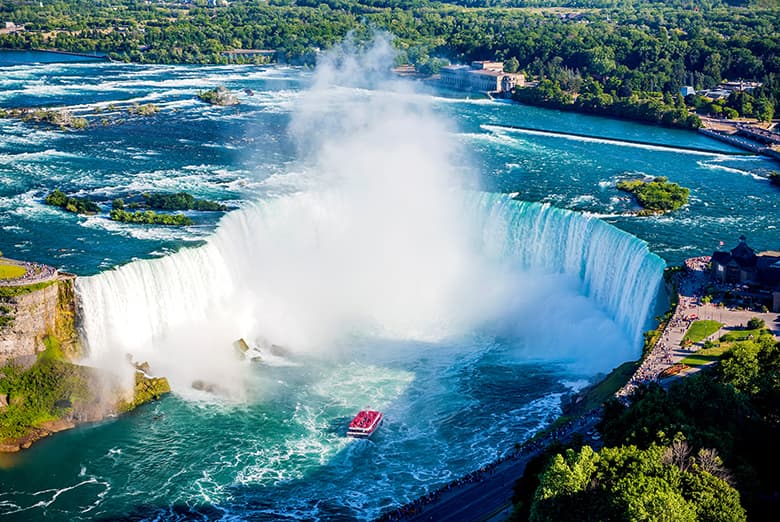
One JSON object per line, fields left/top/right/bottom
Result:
{"left": 746, "top": 317, "right": 765, "bottom": 330}
{"left": 617, "top": 176, "right": 689, "bottom": 213}
{"left": 44, "top": 190, "right": 100, "bottom": 214}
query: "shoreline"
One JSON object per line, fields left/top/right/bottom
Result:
{"left": 0, "top": 262, "right": 170, "bottom": 454}
{"left": 381, "top": 256, "right": 780, "bottom": 520}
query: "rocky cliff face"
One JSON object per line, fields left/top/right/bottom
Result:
{"left": 0, "top": 277, "right": 80, "bottom": 366}
{"left": 0, "top": 273, "right": 170, "bottom": 453}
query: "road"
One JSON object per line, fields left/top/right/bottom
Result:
{"left": 398, "top": 415, "right": 601, "bottom": 522}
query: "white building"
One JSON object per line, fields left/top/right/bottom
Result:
{"left": 439, "top": 61, "right": 524, "bottom": 93}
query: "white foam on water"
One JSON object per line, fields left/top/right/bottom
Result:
{"left": 483, "top": 124, "right": 736, "bottom": 158}
{"left": 0, "top": 149, "right": 80, "bottom": 165}
{"left": 697, "top": 160, "right": 765, "bottom": 180}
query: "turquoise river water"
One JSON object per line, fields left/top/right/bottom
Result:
{"left": 0, "top": 53, "right": 777, "bottom": 521}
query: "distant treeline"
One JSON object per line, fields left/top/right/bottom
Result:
{"left": 0, "top": 1, "right": 777, "bottom": 104}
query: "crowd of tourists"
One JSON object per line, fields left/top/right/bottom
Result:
{"left": 377, "top": 256, "right": 731, "bottom": 521}
{"left": 375, "top": 410, "right": 601, "bottom": 521}
{"left": 616, "top": 256, "right": 711, "bottom": 399}
{"left": 1, "top": 260, "right": 58, "bottom": 286}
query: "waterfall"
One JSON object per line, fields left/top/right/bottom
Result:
{"left": 76, "top": 192, "right": 664, "bottom": 377}
{"left": 474, "top": 193, "right": 665, "bottom": 345}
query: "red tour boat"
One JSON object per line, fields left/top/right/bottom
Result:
{"left": 346, "top": 409, "right": 383, "bottom": 438}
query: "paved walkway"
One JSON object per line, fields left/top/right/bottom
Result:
{"left": 378, "top": 256, "right": 780, "bottom": 522}
{"left": 618, "top": 256, "right": 780, "bottom": 397}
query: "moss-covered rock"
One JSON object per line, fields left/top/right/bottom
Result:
{"left": 116, "top": 369, "right": 171, "bottom": 413}
{"left": 0, "top": 265, "right": 169, "bottom": 452}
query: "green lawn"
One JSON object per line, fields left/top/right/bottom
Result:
{"left": 682, "top": 320, "right": 723, "bottom": 345}
{"left": 719, "top": 328, "right": 770, "bottom": 343}
{"left": 680, "top": 344, "right": 731, "bottom": 367}
{"left": 0, "top": 262, "right": 26, "bottom": 281}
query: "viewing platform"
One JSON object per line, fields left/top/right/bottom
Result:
{"left": 0, "top": 258, "right": 59, "bottom": 287}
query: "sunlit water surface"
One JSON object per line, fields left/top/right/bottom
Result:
{"left": 0, "top": 56, "right": 777, "bottom": 520}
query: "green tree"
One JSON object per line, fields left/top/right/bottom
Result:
{"left": 754, "top": 97, "right": 775, "bottom": 122}
{"left": 530, "top": 442, "right": 745, "bottom": 522}
{"left": 504, "top": 56, "right": 519, "bottom": 73}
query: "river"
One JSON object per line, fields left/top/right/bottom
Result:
{"left": 0, "top": 53, "right": 776, "bottom": 520}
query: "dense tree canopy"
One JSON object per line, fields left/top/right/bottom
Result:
{"left": 531, "top": 442, "right": 745, "bottom": 522}
{"left": 2, "top": 1, "right": 777, "bottom": 125}
{"left": 596, "top": 332, "right": 780, "bottom": 520}
{"left": 516, "top": 329, "right": 780, "bottom": 522}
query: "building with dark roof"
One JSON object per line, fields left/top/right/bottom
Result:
{"left": 712, "top": 235, "right": 780, "bottom": 311}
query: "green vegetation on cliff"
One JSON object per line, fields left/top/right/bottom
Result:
{"left": 0, "top": 337, "right": 89, "bottom": 440}
{"left": 563, "top": 361, "right": 638, "bottom": 417}
{"left": 0, "top": 349, "right": 171, "bottom": 444}
{"left": 617, "top": 176, "right": 690, "bottom": 213}
{"left": 109, "top": 209, "right": 194, "bottom": 226}
{"left": 45, "top": 189, "right": 100, "bottom": 214}
{"left": 0, "top": 279, "right": 57, "bottom": 298}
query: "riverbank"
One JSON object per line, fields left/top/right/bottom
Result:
{"left": 0, "top": 49, "right": 106, "bottom": 65}
{"left": 697, "top": 125, "right": 780, "bottom": 165}
{"left": 0, "top": 260, "right": 170, "bottom": 453}
{"left": 617, "top": 256, "right": 780, "bottom": 399}
{"left": 381, "top": 254, "right": 780, "bottom": 521}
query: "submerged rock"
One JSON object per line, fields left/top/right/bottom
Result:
{"left": 191, "top": 379, "right": 230, "bottom": 395}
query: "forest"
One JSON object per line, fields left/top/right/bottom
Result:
{"left": 511, "top": 329, "right": 780, "bottom": 521}
{"left": 0, "top": 0, "right": 778, "bottom": 126}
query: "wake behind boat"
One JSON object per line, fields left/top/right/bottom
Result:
{"left": 347, "top": 409, "right": 383, "bottom": 438}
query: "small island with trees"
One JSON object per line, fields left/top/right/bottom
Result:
{"left": 108, "top": 209, "right": 194, "bottom": 226}
{"left": 0, "top": 102, "right": 161, "bottom": 132}
{"left": 0, "top": 108, "right": 88, "bottom": 130}
{"left": 197, "top": 86, "right": 239, "bottom": 106}
{"left": 44, "top": 189, "right": 228, "bottom": 226}
{"left": 617, "top": 176, "right": 690, "bottom": 215}
{"left": 44, "top": 189, "right": 100, "bottom": 214}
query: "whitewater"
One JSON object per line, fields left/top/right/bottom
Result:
{"left": 1, "top": 41, "right": 776, "bottom": 520}
{"left": 76, "top": 40, "right": 663, "bottom": 396}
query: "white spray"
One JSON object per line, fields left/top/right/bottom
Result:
{"left": 76, "top": 35, "right": 663, "bottom": 396}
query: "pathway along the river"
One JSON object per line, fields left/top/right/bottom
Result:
{"left": 379, "top": 257, "right": 780, "bottom": 521}
{"left": 377, "top": 412, "right": 602, "bottom": 522}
